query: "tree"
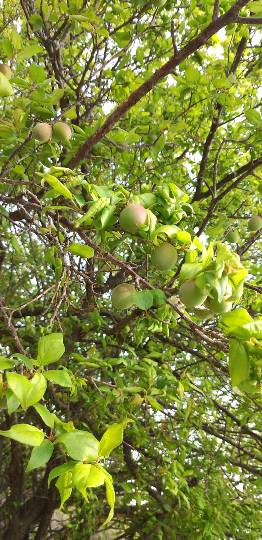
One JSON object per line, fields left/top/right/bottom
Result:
{"left": 0, "top": 0, "right": 261, "bottom": 538}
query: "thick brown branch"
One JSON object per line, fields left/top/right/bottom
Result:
{"left": 236, "top": 16, "right": 262, "bottom": 24}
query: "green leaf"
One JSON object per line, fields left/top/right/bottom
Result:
{"left": 229, "top": 339, "right": 250, "bottom": 387}
{"left": 44, "top": 174, "right": 73, "bottom": 200}
{"left": 26, "top": 440, "right": 54, "bottom": 472}
{"left": 48, "top": 462, "right": 75, "bottom": 486}
{"left": 6, "top": 389, "right": 20, "bottom": 414}
{"left": 12, "top": 353, "right": 34, "bottom": 370}
{"left": 57, "top": 430, "right": 99, "bottom": 462}
{"left": 133, "top": 290, "right": 153, "bottom": 310}
{"left": 221, "top": 309, "right": 253, "bottom": 331}
{"left": 180, "top": 263, "right": 203, "bottom": 282}
{"left": 176, "top": 230, "right": 191, "bottom": 244}
{"left": 28, "top": 14, "right": 43, "bottom": 30}
{"left": 76, "top": 198, "right": 109, "bottom": 226}
{"left": 104, "top": 475, "right": 115, "bottom": 525}
{"left": 37, "top": 333, "right": 65, "bottom": 366}
{"left": 6, "top": 372, "right": 47, "bottom": 410}
{"left": 0, "top": 424, "right": 44, "bottom": 446}
{"left": 147, "top": 396, "right": 163, "bottom": 411}
{"left": 151, "top": 289, "right": 166, "bottom": 307}
{"left": 17, "top": 43, "right": 42, "bottom": 61}
{"left": 49, "top": 88, "right": 64, "bottom": 104}
{"left": 44, "top": 369, "right": 72, "bottom": 387}
{"left": 68, "top": 243, "right": 94, "bottom": 258}
{"left": 98, "top": 420, "right": 132, "bottom": 458}
{"left": 154, "top": 134, "right": 165, "bottom": 153}
{"left": 56, "top": 471, "right": 72, "bottom": 508}
{"left": 0, "top": 356, "right": 16, "bottom": 370}
{"left": 238, "top": 321, "right": 262, "bottom": 340}
{"left": 28, "top": 64, "right": 46, "bottom": 83}
{"left": 185, "top": 65, "right": 200, "bottom": 83}
{"left": 72, "top": 463, "right": 91, "bottom": 499}
{"left": 34, "top": 403, "right": 56, "bottom": 428}
{"left": 85, "top": 464, "right": 105, "bottom": 487}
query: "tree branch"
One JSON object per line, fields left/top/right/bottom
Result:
{"left": 193, "top": 37, "right": 247, "bottom": 201}
{"left": 194, "top": 156, "right": 262, "bottom": 201}
{"left": 67, "top": 0, "right": 250, "bottom": 169}
{"left": 235, "top": 16, "right": 262, "bottom": 24}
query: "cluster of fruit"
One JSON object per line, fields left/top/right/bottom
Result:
{"left": 0, "top": 63, "right": 13, "bottom": 97}
{"left": 0, "top": 62, "right": 72, "bottom": 144}
{"left": 32, "top": 121, "right": 72, "bottom": 144}
{"left": 112, "top": 203, "right": 177, "bottom": 309}
{"left": 111, "top": 203, "right": 249, "bottom": 317}
{"left": 227, "top": 215, "right": 262, "bottom": 243}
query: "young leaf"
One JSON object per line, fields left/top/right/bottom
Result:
{"left": 6, "top": 389, "right": 20, "bottom": 414}
{"left": 34, "top": 403, "right": 56, "bottom": 428}
{"left": 104, "top": 477, "right": 115, "bottom": 525}
{"left": 229, "top": 339, "right": 250, "bottom": 387}
{"left": 72, "top": 463, "right": 91, "bottom": 499}
{"left": 56, "top": 430, "right": 99, "bottom": 462}
{"left": 48, "top": 462, "right": 75, "bottom": 487}
{"left": 37, "top": 333, "right": 65, "bottom": 366}
{"left": 85, "top": 464, "right": 105, "bottom": 487}
{"left": 56, "top": 471, "right": 73, "bottom": 508}
{"left": 44, "top": 174, "right": 73, "bottom": 200}
{"left": 98, "top": 420, "right": 132, "bottom": 458}
{"left": 26, "top": 440, "right": 54, "bottom": 472}
{"left": 6, "top": 372, "right": 47, "bottom": 410}
{"left": 44, "top": 369, "right": 72, "bottom": 387}
{"left": 0, "top": 424, "right": 44, "bottom": 446}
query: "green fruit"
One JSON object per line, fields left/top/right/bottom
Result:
{"left": 32, "top": 122, "right": 52, "bottom": 143}
{"left": 0, "top": 72, "right": 13, "bottom": 97}
{"left": 53, "top": 121, "right": 72, "bottom": 142}
{"left": 227, "top": 230, "right": 240, "bottom": 243}
{"left": 119, "top": 203, "right": 147, "bottom": 234}
{"left": 258, "top": 184, "right": 262, "bottom": 194}
{"left": 205, "top": 294, "right": 232, "bottom": 314}
{"left": 248, "top": 215, "right": 262, "bottom": 232}
{"left": 111, "top": 283, "right": 135, "bottom": 310}
{"left": 0, "top": 64, "right": 12, "bottom": 79}
{"left": 151, "top": 242, "right": 177, "bottom": 271}
{"left": 179, "top": 280, "right": 207, "bottom": 308}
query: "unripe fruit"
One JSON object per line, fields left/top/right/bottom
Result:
{"left": 32, "top": 122, "right": 52, "bottom": 143}
{"left": 248, "top": 215, "right": 262, "bottom": 232}
{"left": 53, "top": 121, "right": 72, "bottom": 142}
{"left": 151, "top": 242, "right": 177, "bottom": 271}
{"left": 111, "top": 283, "right": 135, "bottom": 310}
{"left": 227, "top": 230, "right": 240, "bottom": 243}
{"left": 0, "top": 72, "right": 13, "bottom": 97}
{"left": 119, "top": 203, "right": 147, "bottom": 234}
{"left": 205, "top": 294, "right": 232, "bottom": 314}
{"left": 0, "top": 64, "right": 12, "bottom": 79}
{"left": 179, "top": 279, "right": 207, "bottom": 308}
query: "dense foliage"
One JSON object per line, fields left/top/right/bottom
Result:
{"left": 0, "top": 1, "right": 261, "bottom": 539}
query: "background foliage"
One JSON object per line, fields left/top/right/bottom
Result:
{"left": 0, "top": 0, "right": 261, "bottom": 539}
